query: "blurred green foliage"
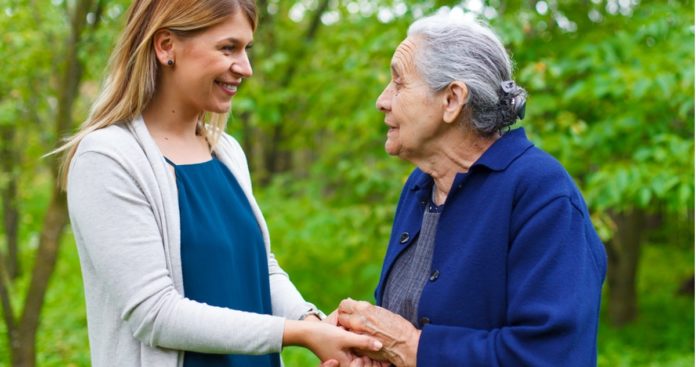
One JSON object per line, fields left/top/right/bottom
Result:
{"left": 0, "top": 0, "right": 693, "bottom": 366}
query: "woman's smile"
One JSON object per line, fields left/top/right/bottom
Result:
{"left": 215, "top": 79, "right": 239, "bottom": 96}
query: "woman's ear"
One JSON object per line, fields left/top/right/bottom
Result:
{"left": 442, "top": 81, "right": 469, "bottom": 124}
{"left": 153, "top": 29, "right": 175, "bottom": 66}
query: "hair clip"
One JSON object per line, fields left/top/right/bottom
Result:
{"left": 500, "top": 80, "right": 517, "bottom": 94}
{"left": 501, "top": 80, "right": 526, "bottom": 120}
{"left": 514, "top": 97, "right": 526, "bottom": 120}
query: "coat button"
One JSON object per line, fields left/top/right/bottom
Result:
{"left": 429, "top": 269, "right": 440, "bottom": 281}
{"left": 420, "top": 200, "right": 427, "bottom": 206}
{"left": 419, "top": 316, "right": 431, "bottom": 326}
{"left": 399, "top": 232, "right": 410, "bottom": 244}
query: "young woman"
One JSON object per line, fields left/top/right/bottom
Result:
{"left": 58, "top": 1, "right": 381, "bottom": 366}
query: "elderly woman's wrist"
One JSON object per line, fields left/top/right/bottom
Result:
{"left": 407, "top": 329, "right": 421, "bottom": 366}
{"left": 390, "top": 328, "right": 420, "bottom": 367}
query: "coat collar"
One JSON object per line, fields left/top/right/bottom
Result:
{"left": 472, "top": 127, "right": 534, "bottom": 172}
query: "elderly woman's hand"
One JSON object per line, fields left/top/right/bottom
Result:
{"left": 316, "top": 309, "right": 390, "bottom": 367}
{"left": 337, "top": 299, "right": 421, "bottom": 367}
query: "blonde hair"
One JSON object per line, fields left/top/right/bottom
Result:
{"left": 55, "top": 0, "right": 257, "bottom": 188}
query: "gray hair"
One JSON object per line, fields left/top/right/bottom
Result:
{"left": 408, "top": 14, "right": 527, "bottom": 135}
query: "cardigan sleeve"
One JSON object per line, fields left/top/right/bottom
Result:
{"left": 68, "top": 150, "right": 286, "bottom": 354}
{"left": 416, "top": 196, "right": 605, "bottom": 366}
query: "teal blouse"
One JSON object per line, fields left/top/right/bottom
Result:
{"left": 166, "top": 156, "right": 280, "bottom": 367}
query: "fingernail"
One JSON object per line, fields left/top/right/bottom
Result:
{"left": 372, "top": 340, "right": 383, "bottom": 350}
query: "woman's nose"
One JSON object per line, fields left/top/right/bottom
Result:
{"left": 375, "top": 84, "right": 392, "bottom": 112}
{"left": 231, "top": 52, "right": 253, "bottom": 78}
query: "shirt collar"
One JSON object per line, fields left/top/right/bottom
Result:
{"left": 409, "top": 127, "right": 534, "bottom": 192}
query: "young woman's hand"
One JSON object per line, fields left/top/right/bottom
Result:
{"left": 284, "top": 319, "right": 383, "bottom": 366}
{"left": 320, "top": 355, "right": 392, "bottom": 367}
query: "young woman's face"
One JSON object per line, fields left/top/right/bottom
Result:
{"left": 170, "top": 11, "right": 253, "bottom": 114}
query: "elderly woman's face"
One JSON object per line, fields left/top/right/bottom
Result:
{"left": 376, "top": 37, "right": 445, "bottom": 161}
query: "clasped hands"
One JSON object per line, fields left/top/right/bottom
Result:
{"left": 315, "top": 299, "right": 421, "bottom": 367}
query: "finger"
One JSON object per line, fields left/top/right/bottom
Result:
{"left": 324, "top": 309, "right": 339, "bottom": 326}
{"left": 338, "top": 298, "right": 357, "bottom": 314}
{"left": 337, "top": 312, "right": 366, "bottom": 332}
{"left": 346, "top": 332, "right": 383, "bottom": 352}
{"left": 361, "top": 356, "right": 374, "bottom": 367}
{"left": 339, "top": 298, "right": 375, "bottom": 313}
{"left": 371, "top": 357, "right": 388, "bottom": 367}
{"left": 343, "top": 300, "right": 374, "bottom": 318}
{"left": 349, "top": 357, "right": 364, "bottom": 367}
{"left": 337, "top": 312, "right": 354, "bottom": 329}
{"left": 319, "top": 359, "right": 339, "bottom": 367}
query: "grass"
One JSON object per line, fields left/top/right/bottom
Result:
{"left": 597, "top": 242, "right": 694, "bottom": 367}
{"left": 0, "top": 236, "right": 692, "bottom": 366}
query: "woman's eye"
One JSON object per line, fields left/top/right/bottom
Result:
{"left": 222, "top": 45, "right": 235, "bottom": 52}
{"left": 394, "top": 80, "right": 405, "bottom": 94}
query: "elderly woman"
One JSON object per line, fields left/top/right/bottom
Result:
{"left": 335, "top": 13, "right": 607, "bottom": 367}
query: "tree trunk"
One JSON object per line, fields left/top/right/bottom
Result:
{"left": 9, "top": 189, "right": 68, "bottom": 367}
{"left": 0, "top": 249, "right": 18, "bottom": 365}
{"left": 3, "top": 1, "right": 96, "bottom": 365}
{"left": 256, "top": 0, "right": 330, "bottom": 184}
{"left": 606, "top": 210, "right": 644, "bottom": 326}
{"left": 1, "top": 126, "right": 20, "bottom": 279}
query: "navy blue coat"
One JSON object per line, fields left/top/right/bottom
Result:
{"left": 375, "top": 128, "right": 607, "bottom": 366}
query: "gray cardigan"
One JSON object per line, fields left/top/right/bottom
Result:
{"left": 67, "top": 116, "right": 314, "bottom": 367}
